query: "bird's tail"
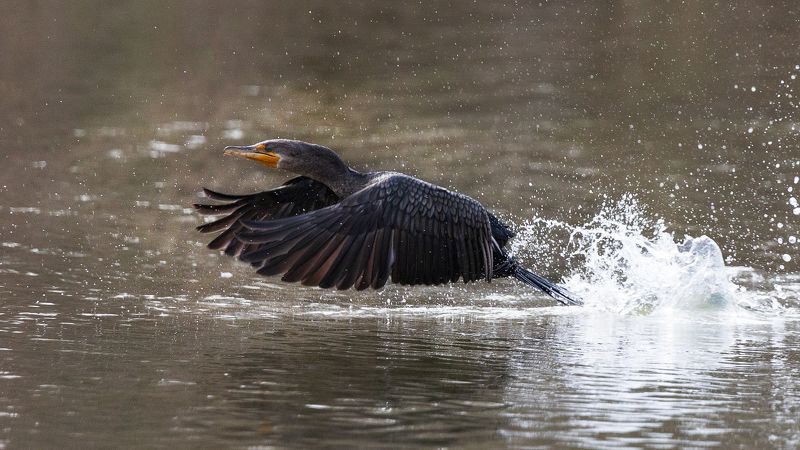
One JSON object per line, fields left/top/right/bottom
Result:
{"left": 513, "top": 265, "right": 583, "bottom": 306}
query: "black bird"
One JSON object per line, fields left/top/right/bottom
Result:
{"left": 195, "top": 139, "right": 581, "bottom": 305}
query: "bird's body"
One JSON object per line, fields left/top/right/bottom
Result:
{"left": 195, "top": 139, "right": 580, "bottom": 305}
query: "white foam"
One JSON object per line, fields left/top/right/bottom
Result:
{"left": 513, "top": 195, "right": 784, "bottom": 316}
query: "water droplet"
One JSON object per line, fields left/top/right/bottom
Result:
{"left": 781, "top": 254, "right": 792, "bottom": 262}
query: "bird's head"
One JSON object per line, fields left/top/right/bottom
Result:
{"left": 223, "top": 139, "right": 346, "bottom": 176}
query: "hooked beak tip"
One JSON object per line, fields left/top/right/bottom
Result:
{"left": 223, "top": 145, "right": 253, "bottom": 157}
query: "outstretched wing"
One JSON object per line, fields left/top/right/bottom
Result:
{"left": 236, "top": 173, "right": 494, "bottom": 290}
{"left": 194, "top": 176, "right": 339, "bottom": 257}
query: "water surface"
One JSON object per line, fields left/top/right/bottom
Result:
{"left": 1, "top": 2, "right": 799, "bottom": 448}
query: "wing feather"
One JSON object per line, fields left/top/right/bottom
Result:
{"left": 301, "top": 235, "right": 349, "bottom": 286}
{"left": 195, "top": 176, "right": 339, "bottom": 257}
{"left": 220, "top": 173, "right": 493, "bottom": 289}
{"left": 374, "top": 229, "right": 394, "bottom": 288}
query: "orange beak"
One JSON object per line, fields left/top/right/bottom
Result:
{"left": 223, "top": 144, "right": 280, "bottom": 168}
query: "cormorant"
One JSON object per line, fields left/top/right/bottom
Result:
{"left": 195, "top": 139, "right": 581, "bottom": 305}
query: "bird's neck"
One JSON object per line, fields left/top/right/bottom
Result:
{"left": 306, "top": 165, "right": 368, "bottom": 198}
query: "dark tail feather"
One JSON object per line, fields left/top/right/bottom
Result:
{"left": 514, "top": 266, "right": 583, "bottom": 306}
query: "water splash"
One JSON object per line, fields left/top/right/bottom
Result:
{"left": 513, "top": 195, "right": 784, "bottom": 315}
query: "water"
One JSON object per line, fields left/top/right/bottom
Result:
{"left": 514, "top": 196, "right": 794, "bottom": 315}
{"left": 2, "top": 1, "right": 800, "bottom": 448}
